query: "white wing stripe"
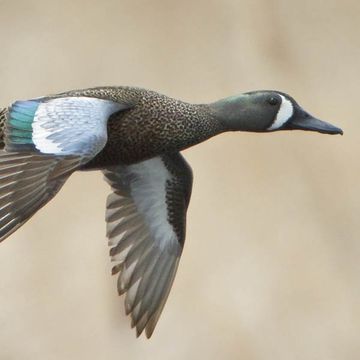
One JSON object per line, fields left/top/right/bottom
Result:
{"left": 124, "top": 158, "right": 178, "bottom": 250}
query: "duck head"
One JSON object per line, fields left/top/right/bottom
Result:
{"left": 210, "top": 91, "right": 343, "bottom": 135}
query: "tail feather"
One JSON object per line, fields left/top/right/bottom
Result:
{"left": 0, "top": 151, "right": 80, "bottom": 242}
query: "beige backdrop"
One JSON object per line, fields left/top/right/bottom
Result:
{"left": 0, "top": 0, "right": 359, "bottom": 359}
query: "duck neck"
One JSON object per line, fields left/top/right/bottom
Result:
{"left": 170, "top": 103, "right": 225, "bottom": 151}
{"left": 209, "top": 94, "right": 253, "bottom": 131}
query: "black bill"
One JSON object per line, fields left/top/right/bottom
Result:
{"left": 285, "top": 111, "right": 343, "bottom": 135}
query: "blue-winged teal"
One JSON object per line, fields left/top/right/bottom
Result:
{"left": 0, "top": 87, "right": 342, "bottom": 337}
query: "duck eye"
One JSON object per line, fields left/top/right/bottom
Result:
{"left": 268, "top": 97, "right": 279, "bottom": 106}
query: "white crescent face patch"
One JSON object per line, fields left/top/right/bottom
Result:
{"left": 267, "top": 94, "right": 294, "bottom": 130}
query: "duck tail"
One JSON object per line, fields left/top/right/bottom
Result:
{"left": 0, "top": 152, "right": 79, "bottom": 242}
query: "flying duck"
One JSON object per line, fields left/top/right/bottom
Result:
{"left": 0, "top": 86, "right": 343, "bottom": 338}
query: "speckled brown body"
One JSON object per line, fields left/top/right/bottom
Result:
{"left": 0, "top": 87, "right": 223, "bottom": 167}
{"left": 51, "top": 87, "right": 223, "bottom": 168}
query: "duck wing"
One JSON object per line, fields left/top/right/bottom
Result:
{"left": 0, "top": 96, "right": 131, "bottom": 242}
{"left": 103, "top": 152, "right": 193, "bottom": 338}
{"left": 5, "top": 96, "right": 131, "bottom": 158}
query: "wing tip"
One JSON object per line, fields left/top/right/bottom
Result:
{"left": 145, "top": 324, "right": 156, "bottom": 339}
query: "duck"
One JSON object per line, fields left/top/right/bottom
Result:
{"left": 0, "top": 86, "right": 343, "bottom": 338}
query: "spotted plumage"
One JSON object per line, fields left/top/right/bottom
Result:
{"left": 0, "top": 107, "right": 7, "bottom": 148}
{"left": 0, "top": 86, "right": 342, "bottom": 338}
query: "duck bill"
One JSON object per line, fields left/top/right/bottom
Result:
{"left": 286, "top": 112, "right": 343, "bottom": 135}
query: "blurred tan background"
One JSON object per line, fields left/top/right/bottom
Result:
{"left": 0, "top": 0, "right": 359, "bottom": 359}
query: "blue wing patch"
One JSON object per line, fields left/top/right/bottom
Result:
{"left": 5, "top": 96, "right": 129, "bottom": 159}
